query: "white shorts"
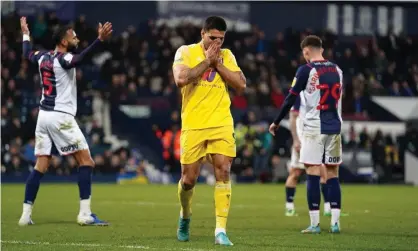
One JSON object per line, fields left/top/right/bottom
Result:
{"left": 290, "top": 146, "right": 304, "bottom": 169}
{"left": 300, "top": 132, "right": 342, "bottom": 165}
{"left": 35, "top": 110, "right": 89, "bottom": 156}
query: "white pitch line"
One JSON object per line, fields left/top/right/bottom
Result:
{"left": 98, "top": 200, "right": 263, "bottom": 209}
{"left": 1, "top": 240, "right": 214, "bottom": 251}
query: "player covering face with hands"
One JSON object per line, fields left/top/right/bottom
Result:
{"left": 173, "top": 16, "right": 246, "bottom": 246}
{"left": 18, "top": 17, "right": 113, "bottom": 226}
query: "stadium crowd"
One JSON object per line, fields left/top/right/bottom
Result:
{"left": 2, "top": 12, "right": 416, "bottom": 180}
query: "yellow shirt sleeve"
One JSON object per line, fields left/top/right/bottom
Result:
{"left": 173, "top": 45, "right": 192, "bottom": 68}
{"left": 223, "top": 49, "right": 241, "bottom": 72}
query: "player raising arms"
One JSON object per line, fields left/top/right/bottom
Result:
{"left": 18, "top": 17, "right": 112, "bottom": 226}
{"left": 285, "top": 96, "right": 331, "bottom": 217}
{"left": 270, "top": 35, "right": 343, "bottom": 234}
{"left": 172, "top": 16, "right": 246, "bottom": 246}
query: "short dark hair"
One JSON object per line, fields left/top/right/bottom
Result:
{"left": 203, "top": 16, "right": 227, "bottom": 32}
{"left": 52, "top": 25, "right": 73, "bottom": 46}
{"left": 300, "top": 35, "right": 322, "bottom": 49}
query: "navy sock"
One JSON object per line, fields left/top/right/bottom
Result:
{"left": 327, "top": 177, "right": 341, "bottom": 209}
{"left": 78, "top": 166, "right": 93, "bottom": 200}
{"left": 24, "top": 170, "right": 44, "bottom": 204}
{"left": 306, "top": 175, "right": 321, "bottom": 211}
{"left": 321, "top": 183, "right": 329, "bottom": 203}
{"left": 285, "top": 187, "right": 296, "bottom": 203}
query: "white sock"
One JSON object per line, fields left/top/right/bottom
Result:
{"left": 324, "top": 202, "right": 331, "bottom": 213}
{"left": 215, "top": 228, "right": 226, "bottom": 236}
{"left": 80, "top": 197, "right": 92, "bottom": 215}
{"left": 331, "top": 208, "right": 340, "bottom": 226}
{"left": 286, "top": 202, "right": 294, "bottom": 210}
{"left": 22, "top": 203, "right": 33, "bottom": 215}
{"left": 309, "top": 210, "right": 320, "bottom": 226}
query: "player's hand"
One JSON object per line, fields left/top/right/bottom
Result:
{"left": 20, "top": 17, "right": 30, "bottom": 35}
{"left": 205, "top": 42, "right": 220, "bottom": 66}
{"left": 269, "top": 122, "right": 279, "bottom": 136}
{"left": 214, "top": 57, "right": 223, "bottom": 68}
{"left": 212, "top": 41, "right": 223, "bottom": 67}
{"left": 293, "top": 139, "right": 301, "bottom": 153}
{"left": 98, "top": 22, "right": 113, "bottom": 41}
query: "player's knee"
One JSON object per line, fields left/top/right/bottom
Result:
{"left": 86, "top": 157, "right": 95, "bottom": 167}
{"left": 181, "top": 177, "right": 196, "bottom": 190}
{"left": 289, "top": 171, "right": 300, "bottom": 182}
{"left": 286, "top": 175, "right": 298, "bottom": 187}
{"left": 35, "top": 165, "right": 48, "bottom": 173}
{"left": 295, "top": 168, "right": 304, "bottom": 178}
{"left": 214, "top": 163, "right": 231, "bottom": 181}
{"left": 73, "top": 150, "right": 95, "bottom": 167}
{"left": 180, "top": 162, "right": 200, "bottom": 189}
{"left": 305, "top": 165, "right": 321, "bottom": 176}
{"left": 326, "top": 165, "right": 338, "bottom": 179}
{"left": 35, "top": 156, "right": 51, "bottom": 173}
{"left": 79, "top": 157, "right": 95, "bottom": 167}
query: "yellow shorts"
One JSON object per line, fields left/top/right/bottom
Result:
{"left": 180, "top": 126, "right": 236, "bottom": 164}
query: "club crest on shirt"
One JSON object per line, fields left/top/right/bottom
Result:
{"left": 174, "top": 48, "right": 183, "bottom": 63}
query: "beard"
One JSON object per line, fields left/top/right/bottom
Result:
{"left": 67, "top": 43, "right": 78, "bottom": 53}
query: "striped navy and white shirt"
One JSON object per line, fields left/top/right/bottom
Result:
{"left": 23, "top": 35, "right": 100, "bottom": 116}
{"left": 290, "top": 60, "right": 343, "bottom": 135}
{"left": 274, "top": 60, "right": 343, "bottom": 135}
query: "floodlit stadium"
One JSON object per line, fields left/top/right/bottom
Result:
{"left": 1, "top": 1, "right": 418, "bottom": 251}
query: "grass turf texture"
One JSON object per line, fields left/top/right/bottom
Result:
{"left": 2, "top": 184, "right": 418, "bottom": 251}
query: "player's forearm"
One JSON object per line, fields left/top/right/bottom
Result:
{"left": 289, "top": 113, "right": 299, "bottom": 141}
{"left": 70, "top": 39, "right": 101, "bottom": 66}
{"left": 22, "top": 34, "right": 32, "bottom": 59}
{"left": 216, "top": 64, "right": 246, "bottom": 92}
{"left": 273, "top": 93, "right": 298, "bottom": 125}
{"left": 176, "top": 59, "right": 210, "bottom": 87}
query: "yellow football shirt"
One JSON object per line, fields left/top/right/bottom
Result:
{"left": 173, "top": 43, "right": 241, "bottom": 130}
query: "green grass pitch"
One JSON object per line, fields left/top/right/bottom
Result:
{"left": 2, "top": 184, "right": 418, "bottom": 251}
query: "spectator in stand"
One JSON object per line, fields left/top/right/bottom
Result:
{"left": 22, "top": 139, "right": 36, "bottom": 165}
{"left": 346, "top": 124, "right": 357, "bottom": 148}
{"left": 270, "top": 76, "right": 285, "bottom": 108}
{"left": 338, "top": 48, "right": 357, "bottom": 77}
{"left": 389, "top": 81, "right": 402, "bottom": 96}
{"left": 381, "top": 62, "right": 397, "bottom": 89}
{"left": 231, "top": 91, "right": 248, "bottom": 110}
{"left": 253, "top": 123, "right": 273, "bottom": 176}
{"left": 232, "top": 145, "right": 255, "bottom": 179}
{"left": 160, "top": 123, "right": 181, "bottom": 173}
{"left": 401, "top": 81, "right": 415, "bottom": 96}
{"left": 372, "top": 130, "right": 386, "bottom": 179}
{"left": 413, "top": 74, "right": 418, "bottom": 95}
{"left": 7, "top": 155, "right": 26, "bottom": 176}
{"left": 352, "top": 90, "right": 369, "bottom": 117}
{"left": 359, "top": 127, "right": 371, "bottom": 149}
{"left": 32, "top": 14, "right": 47, "bottom": 42}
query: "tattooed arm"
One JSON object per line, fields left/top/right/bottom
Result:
{"left": 215, "top": 64, "right": 246, "bottom": 92}
{"left": 173, "top": 61, "right": 211, "bottom": 88}
{"left": 172, "top": 45, "right": 212, "bottom": 88}
{"left": 215, "top": 49, "right": 246, "bottom": 92}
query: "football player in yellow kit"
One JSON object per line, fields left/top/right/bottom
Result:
{"left": 172, "top": 16, "right": 246, "bottom": 246}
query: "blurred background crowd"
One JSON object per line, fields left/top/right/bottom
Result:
{"left": 2, "top": 1, "right": 418, "bottom": 184}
